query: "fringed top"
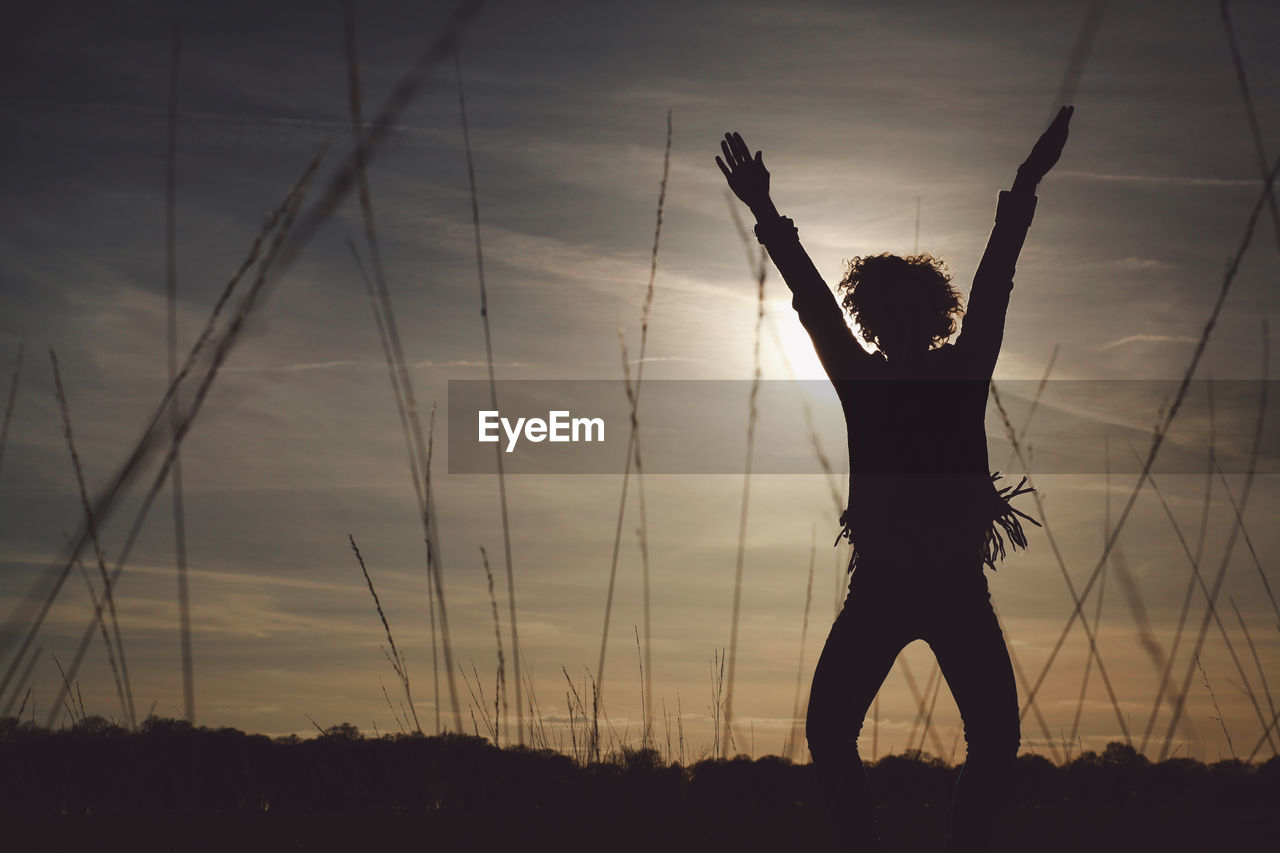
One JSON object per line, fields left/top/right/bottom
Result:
{"left": 834, "top": 473, "right": 1041, "bottom": 573}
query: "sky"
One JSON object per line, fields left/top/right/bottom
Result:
{"left": 2, "top": 0, "right": 1279, "bottom": 764}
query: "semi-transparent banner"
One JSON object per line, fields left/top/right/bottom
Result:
{"left": 446, "top": 380, "right": 1275, "bottom": 475}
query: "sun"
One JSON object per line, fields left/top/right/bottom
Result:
{"left": 765, "top": 298, "right": 874, "bottom": 380}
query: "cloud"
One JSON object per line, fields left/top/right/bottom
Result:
{"left": 1057, "top": 170, "right": 1258, "bottom": 189}
{"left": 1095, "top": 334, "right": 1200, "bottom": 352}
{"left": 224, "top": 358, "right": 529, "bottom": 374}
{"left": 1108, "top": 257, "right": 1175, "bottom": 272}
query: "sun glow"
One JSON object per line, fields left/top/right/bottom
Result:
{"left": 765, "top": 298, "right": 874, "bottom": 380}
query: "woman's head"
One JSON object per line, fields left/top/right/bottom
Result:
{"left": 837, "top": 253, "right": 963, "bottom": 358}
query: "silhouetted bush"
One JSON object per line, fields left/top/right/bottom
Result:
{"left": 5, "top": 722, "right": 1278, "bottom": 851}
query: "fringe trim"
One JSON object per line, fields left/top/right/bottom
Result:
{"left": 836, "top": 472, "right": 1042, "bottom": 573}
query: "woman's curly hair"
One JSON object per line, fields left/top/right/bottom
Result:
{"left": 837, "top": 253, "right": 964, "bottom": 350}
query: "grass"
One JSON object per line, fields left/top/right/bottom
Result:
{"left": 478, "top": 547, "right": 507, "bottom": 744}
{"left": 1135, "top": 439, "right": 1276, "bottom": 756}
{"left": 350, "top": 534, "right": 420, "bottom": 734}
{"left": 453, "top": 48, "right": 524, "bottom": 746}
{"left": 3, "top": 718, "right": 1278, "bottom": 853}
{"left": 991, "top": 380, "right": 1130, "bottom": 744}
{"left": 722, "top": 198, "right": 768, "bottom": 758}
{"left": 49, "top": 349, "right": 134, "bottom": 729}
{"left": 781, "top": 528, "right": 816, "bottom": 761}
{"left": 165, "top": 25, "right": 194, "bottom": 728}
{"left": 0, "top": 144, "right": 323, "bottom": 713}
{"left": 1157, "top": 333, "right": 1269, "bottom": 759}
{"left": 596, "top": 110, "right": 672, "bottom": 734}
{"left": 1068, "top": 437, "right": 1111, "bottom": 744}
{"left": 1230, "top": 596, "right": 1277, "bottom": 732}
{"left": 5, "top": 4, "right": 1280, "bottom": 829}
{"left": 342, "top": 4, "right": 462, "bottom": 734}
{"left": 1017, "top": 152, "right": 1280, "bottom": 737}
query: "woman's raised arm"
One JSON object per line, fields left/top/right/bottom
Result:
{"left": 957, "top": 107, "right": 1073, "bottom": 377}
{"left": 717, "top": 131, "right": 870, "bottom": 381}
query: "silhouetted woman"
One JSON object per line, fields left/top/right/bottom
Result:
{"left": 716, "top": 106, "right": 1072, "bottom": 852}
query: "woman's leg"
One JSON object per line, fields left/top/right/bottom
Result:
{"left": 926, "top": 573, "right": 1020, "bottom": 853}
{"left": 807, "top": 570, "right": 911, "bottom": 851}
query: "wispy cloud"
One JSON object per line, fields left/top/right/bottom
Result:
{"left": 1058, "top": 170, "right": 1257, "bottom": 189}
{"left": 224, "top": 358, "right": 529, "bottom": 374}
{"left": 1108, "top": 257, "right": 1175, "bottom": 271}
{"left": 1095, "top": 334, "right": 1200, "bottom": 352}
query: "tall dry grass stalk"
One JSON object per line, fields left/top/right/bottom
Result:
{"left": 1230, "top": 596, "right": 1276, "bottom": 733}
{"left": 1000, "top": 343, "right": 1058, "bottom": 475}
{"left": 3, "top": 3, "right": 482, "bottom": 700}
{"left": 596, "top": 112, "right": 672, "bottom": 730}
{"left": 1, "top": 644, "right": 40, "bottom": 718}
{"left": 906, "top": 660, "right": 939, "bottom": 751}
{"left": 348, "top": 242, "right": 451, "bottom": 735}
{"left": 49, "top": 349, "right": 135, "bottom": 727}
{"left": 1157, "top": 344, "right": 1270, "bottom": 759}
{"left": 1134, "top": 389, "right": 1218, "bottom": 752}
{"left": 379, "top": 677, "right": 407, "bottom": 734}
{"left": 344, "top": 6, "right": 462, "bottom": 734}
{"left": 1018, "top": 155, "right": 1280, "bottom": 737}
{"left": 1251, "top": 699, "right": 1280, "bottom": 760}
{"left": 0, "top": 336, "right": 24, "bottom": 480}
{"left": 453, "top": 52, "right": 523, "bottom": 745}
{"left": 51, "top": 653, "right": 83, "bottom": 727}
{"left": 562, "top": 665, "right": 600, "bottom": 763}
{"left": 613, "top": 323, "right": 656, "bottom": 745}
{"left": 722, "top": 199, "right": 768, "bottom": 758}
{"left": 1220, "top": 0, "right": 1280, "bottom": 250}
{"left": 519, "top": 648, "right": 549, "bottom": 749}
{"left": 460, "top": 658, "right": 497, "bottom": 742}
{"left": 165, "top": 26, "right": 195, "bottom": 725}
{"left": 1211, "top": 456, "right": 1280, "bottom": 629}
{"left": 479, "top": 547, "right": 507, "bottom": 744}
{"left": 350, "top": 534, "right": 420, "bottom": 733}
{"left": 916, "top": 665, "right": 945, "bottom": 754}
{"left": 783, "top": 528, "right": 816, "bottom": 760}
{"left": 635, "top": 112, "right": 670, "bottom": 733}
{"left": 991, "top": 381, "right": 1129, "bottom": 744}
{"left": 424, "top": 403, "right": 441, "bottom": 733}
{"left": 991, "top": 601, "right": 1063, "bottom": 765}
{"left": 633, "top": 626, "right": 648, "bottom": 749}
{"left": 709, "top": 648, "right": 731, "bottom": 759}
{"left": 1196, "top": 655, "right": 1236, "bottom": 759}
{"left": 871, "top": 694, "right": 879, "bottom": 762}
{"left": 1069, "top": 439, "right": 1111, "bottom": 743}
{"left": 66, "top": 540, "right": 122, "bottom": 719}
{"left": 891, "top": 650, "right": 946, "bottom": 757}
{"left": 676, "top": 691, "right": 685, "bottom": 765}
{"left": 20, "top": 150, "right": 323, "bottom": 723}
{"left": 0, "top": 149, "right": 318, "bottom": 704}
{"left": 1108, "top": 542, "right": 1177, "bottom": 706}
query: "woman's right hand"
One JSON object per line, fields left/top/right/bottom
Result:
{"left": 716, "top": 131, "right": 771, "bottom": 212}
{"left": 1018, "top": 105, "right": 1073, "bottom": 185}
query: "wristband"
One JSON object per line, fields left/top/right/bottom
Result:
{"left": 752, "top": 215, "right": 797, "bottom": 245}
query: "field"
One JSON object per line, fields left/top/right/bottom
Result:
{"left": 3, "top": 3, "right": 1280, "bottom": 851}
{"left": 3, "top": 717, "right": 1278, "bottom": 852}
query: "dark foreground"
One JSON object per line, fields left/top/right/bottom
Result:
{"left": 4, "top": 717, "right": 1277, "bottom": 852}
